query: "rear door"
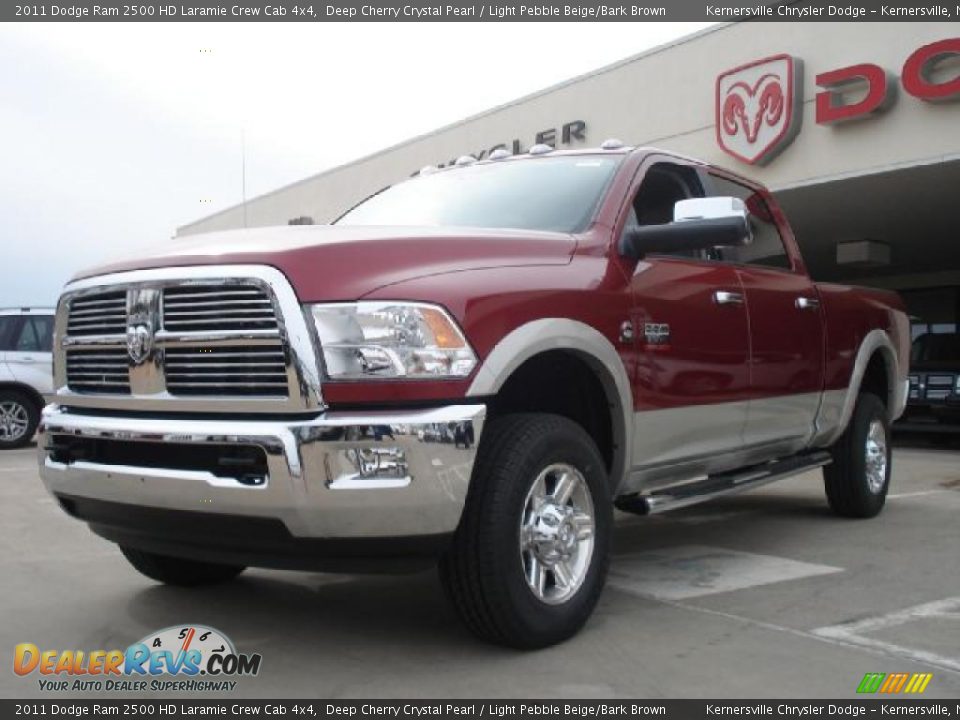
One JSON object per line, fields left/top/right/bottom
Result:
{"left": 7, "top": 314, "right": 55, "bottom": 397}
{"left": 707, "top": 173, "right": 824, "bottom": 449}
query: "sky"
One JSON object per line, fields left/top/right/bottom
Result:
{"left": 0, "top": 21, "right": 714, "bottom": 307}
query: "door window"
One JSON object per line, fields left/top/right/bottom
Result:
{"left": 0, "top": 317, "right": 19, "bottom": 351}
{"left": 624, "top": 163, "right": 705, "bottom": 259}
{"left": 14, "top": 316, "right": 54, "bottom": 352}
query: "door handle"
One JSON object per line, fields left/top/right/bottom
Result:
{"left": 713, "top": 290, "right": 744, "bottom": 306}
{"left": 795, "top": 297, "right": 820, "bottom": 310}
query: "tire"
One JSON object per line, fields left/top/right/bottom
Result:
{"left": 440, "top": 413, "right": 612, "bottom": 649}
{"left": 0, "top": 390, "right": 40, "bottom": 449}
{"left": 823, "top": 392, "right": 891, "bottom": 518}
{"left": 120, "top": 546, "right": 245, "bottom": 587}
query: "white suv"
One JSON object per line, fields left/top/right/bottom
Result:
{"left": 0, "top": 308, "right": 54, "bottom": 448}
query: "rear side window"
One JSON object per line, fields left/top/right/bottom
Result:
{"left": 0, "top": 317, "right": 19, "bottom": 351}
{"left": 15, "top": 316, "right": 54, "bottom": 352}
{"left": 708, "top": 175, "right": 792, "bottom": 270}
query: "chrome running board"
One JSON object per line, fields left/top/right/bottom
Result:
{"left": 615, "top": 451, "right": 833, "bottom": 516}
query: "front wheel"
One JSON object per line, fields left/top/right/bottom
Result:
{"left": 120, "top": 546, "right": 245, "bottom": 587}
{"left": 440, "top": 413, "right": 612, "bottom": 649}
{"left": 823, "top": 392, "right": 891, "bottom": 518}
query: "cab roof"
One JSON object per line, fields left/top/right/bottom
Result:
{"left": 0, "top": 307, "right": 55, "bottom": 316}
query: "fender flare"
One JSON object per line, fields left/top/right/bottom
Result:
{"left": 466, "top": 318, "right": 633, "bottom": 495}
{"left": 819, "top": 328, "right": 905, "bottom": 447}
{"left": 0, "top": 381, "right": 46, "bottom": 411}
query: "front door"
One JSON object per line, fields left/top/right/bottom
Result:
{"left": 631, "top": 260, "right": 751, "bottom": 468}
{"left": 623, "top": 162, "right": 752, "bottom": 470}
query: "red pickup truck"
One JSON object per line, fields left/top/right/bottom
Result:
{"left": 39, "top": 144, "right": 909, "bottom": 648}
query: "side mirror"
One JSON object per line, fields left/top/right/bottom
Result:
{"left": 619, "top": 196, "right": 752, "bottom": 260}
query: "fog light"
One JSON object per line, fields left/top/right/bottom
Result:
{"left": 326, "top": 446, "right": 410, "bottom": 489}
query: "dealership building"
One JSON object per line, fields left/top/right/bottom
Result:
{"left": 179, "top": 22, "right": 960, "bottom": 337}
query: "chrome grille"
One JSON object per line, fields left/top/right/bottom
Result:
{"left": 162, "top": 286, "right": 278, "bottom": 333}
{"left": 925, "top": 374, "right": 954, "bottom": 400}
{"left": 54, "top": 268, "right": 322, "bottom": 412}
{"left": 165, "top": 345, "right": 289, "bottom": 397}
{"left": 909, "top": 373, "right": 957, "bottom": 402}
{"left": 67, "top": 291, "right": 127, "bottom": 336}
{"left": 66, "top": 348, "right": 131, "bottom": 394}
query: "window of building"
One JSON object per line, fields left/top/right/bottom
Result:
{"left": 901, "top": 287, "right": 960, "bottom": 341}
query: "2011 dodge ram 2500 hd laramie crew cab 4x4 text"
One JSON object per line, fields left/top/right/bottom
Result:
{"left": 39, "top": 145, "right": 909, "bottom": 648}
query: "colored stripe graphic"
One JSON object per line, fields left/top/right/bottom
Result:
{"left": 857, "top": 673, "right": 885, "bottom": 693}
{"left": 858, "top": 672, "right": 932, "bottom": 694}
{"left": 913, "top": 674, "right": 933, "bottom": 694}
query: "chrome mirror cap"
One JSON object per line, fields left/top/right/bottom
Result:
{"left": 674, "top": 196, "right": 747, "bottom": 223}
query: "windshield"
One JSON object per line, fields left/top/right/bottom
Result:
{"left": 912, "top": 333, "right": 960, "bottom": 365}
{"left": 336, "top": 155, "right": 621, "bottom": 233}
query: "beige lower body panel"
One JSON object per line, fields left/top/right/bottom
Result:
{"left": 625, "top": 392, "right": 828, "bottom": 495}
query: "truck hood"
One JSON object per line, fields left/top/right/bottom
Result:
{"left": 73, "top": 224, "right": 577, "bottom": 301}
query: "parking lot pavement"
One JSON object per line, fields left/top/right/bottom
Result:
{"left": 3, "top": 439, "right": 960, "bottom": 699}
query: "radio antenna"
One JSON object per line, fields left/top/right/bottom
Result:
{"left": 241, "top": 127, "right": 248, "bottom": 228}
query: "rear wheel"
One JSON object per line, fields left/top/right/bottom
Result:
{"left": 0, "top": 390, "right": 39, "bottom": 449}
{"left": 120, "top": 546, "right": 245, "bottom": 587}
{"left": 440, "top": 413, "right": 611, "bottom": 649}
{"left": 823, "top": 392, "right": 891, "bottom": 518}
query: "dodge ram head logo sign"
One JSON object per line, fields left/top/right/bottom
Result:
{"left": 126, "top": 323, "right": 153, "bottom": 365}
{"left": 715, "top": 39, "right": 959, "bottom": 165}
{"left": 716, "top": 55, "right": 803, "bottom": 166}
{"left": 126, "top": 287, "right": 160, "bottom": 366}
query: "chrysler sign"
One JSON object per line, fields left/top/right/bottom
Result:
{"left": 716, "top": 37, "right": 960, "bottom": 165}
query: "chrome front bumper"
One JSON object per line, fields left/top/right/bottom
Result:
{"left": 39, "top": 404, "right": 485, "bottom": 541}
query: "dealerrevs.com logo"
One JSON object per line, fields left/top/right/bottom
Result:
{"left": 13, "top": 624, "right": 262, "bottom": 693}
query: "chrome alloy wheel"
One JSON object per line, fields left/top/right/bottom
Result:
{"left": 0, "top": 401, "right": 29, "bottom": 443}
{"left": 865, "top": 419, "right": 888, "bottom": 494}
{"left": 519, "top": 463, "right": 595, "bottom": 605}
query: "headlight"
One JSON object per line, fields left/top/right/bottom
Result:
{"left": 308, "top": 302, "right": 477, "bottom": 380}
